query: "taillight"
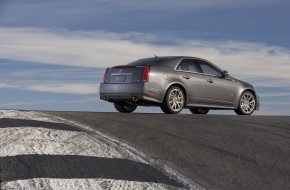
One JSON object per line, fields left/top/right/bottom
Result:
{"left": 141, "top": 66, "right": 150, "bottom": 82}
{"left": 103, "top": 68, "right": 108, "bottom": 82}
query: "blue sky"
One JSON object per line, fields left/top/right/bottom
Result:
{"left": 0, "top": 0, "right": 289, "bottom": 115}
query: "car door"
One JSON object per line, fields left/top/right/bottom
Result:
{"left": 175, "top": 59, "right": 207, "bottom": 105}
{"left": 197, "top": 60, "right": 236, "bottom": 107}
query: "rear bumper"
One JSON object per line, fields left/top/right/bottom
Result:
{"left": 99, "top": 82, "right": 163, "bottom": 103}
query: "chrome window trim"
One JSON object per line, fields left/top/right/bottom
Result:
{"left": 174, "top": 58, "right": 224, "bottom": 78}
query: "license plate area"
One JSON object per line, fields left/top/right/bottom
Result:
{"left": 111, "top": 75, "right": 126, "bottom": 82}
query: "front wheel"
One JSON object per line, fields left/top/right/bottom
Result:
{"left": 160, "top": 86, "right": 185, "bottom": 114}
{"left": 234, "top": 91, "right": 256, "bottom": 115}
{"left": 114, "top": 102, "right": 137, "bottom": 113}
{"left": 189, "top": 108, "right": 209, "bottom": 114}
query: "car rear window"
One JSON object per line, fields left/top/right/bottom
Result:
{"left": 128, "top": 57, "right": 169, "bottom": 66}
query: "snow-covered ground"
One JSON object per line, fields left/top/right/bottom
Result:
{"left": 0, "top": 110, "right": 201, "bottom": 190}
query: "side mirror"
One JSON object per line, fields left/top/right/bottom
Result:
{"left": 222, "top": 70, "right": 229, "bottom": 78}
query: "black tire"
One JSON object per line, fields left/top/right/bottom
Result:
{"left": 234, "top": 109, "right": 242, "bottom": 115}
{"left": 160, "top": 86, "right": 185, "bottom": 114}
{"left": 234, "top": 91, "right": 256, "bottom": 115}
{"left": 114, "top": 102, "right": 137, "bottom": 113}
{"left": 189, "top": 108, "right": 209, "bottom": 114}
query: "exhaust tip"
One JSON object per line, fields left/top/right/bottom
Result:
{"left": 132, "top": 96, "right": 138, "bottom": 102}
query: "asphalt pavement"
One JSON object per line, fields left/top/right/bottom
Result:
{"left": 42, "top": 111, "right": 290, "bottom": 190}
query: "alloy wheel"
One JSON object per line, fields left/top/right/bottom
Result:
{"left": 239, "top": 92, "right": 256, "bottom": 115}
{"left": 168, "top": 88, "right": 184, "bottom": 112}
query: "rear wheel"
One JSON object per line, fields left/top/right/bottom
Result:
{"left": 161, "top": 86, "right": 185, "bottom": 114}
{"left": 234, "top": 91, "right": 256, "bottom": 115}
{"left": 189, "top": 108, "right": 209, "bottom": 114}
{"left": 114, "top": 102, "right": 137, "bottom": 113}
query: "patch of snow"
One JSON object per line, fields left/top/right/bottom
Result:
{"left": 0, "top": 110, "right": 63, "bottom": 123}
{"left": 2, "top": 178, "right": 184, "bottom": 190}
{"left": 0, "top": 127, "right": 123, "bottom": 158}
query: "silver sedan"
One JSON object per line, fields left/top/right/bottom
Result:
{"left": 100, "top": 56, "right": 260, "bottom": 115}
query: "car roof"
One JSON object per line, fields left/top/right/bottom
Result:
{"left": 148, "top": 56, "right": 211, "bottom": 62}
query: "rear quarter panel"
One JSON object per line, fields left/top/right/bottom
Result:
{"left": 148, "top": 64, "right": 185, "bottom": 103}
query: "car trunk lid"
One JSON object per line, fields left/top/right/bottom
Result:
{"left": 103, "top": 65, "right": 150, "bottom": 83}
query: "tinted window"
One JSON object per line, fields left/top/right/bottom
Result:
{"left": 198, "top": 60, "right": 222, "bottom": 77}
{"left": 128, "top": 57, "right": 169, "bottom": 66}
{"left": 176, "top": 59, "right": 199, "bottom": 73}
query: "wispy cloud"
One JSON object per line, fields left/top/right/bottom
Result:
{"left": 0, "top": 61, "right": 102, "bottom": 95}
{"left": 0, "top": 97, "right": 99, "bottom": 107}
{"left": 0, "top": 82, "right": 17, "bottom": 89}
{"left": 259, "top": 92, "right": 290, "bottom": 97}
{"left": 0, "top": 81, "right": 99, "bottom": 95}
{"left": 1, "top": 27, "right": 289, "bottom": 88}
{"left": 27, "top": 83, "right": 99, "bottom": 94}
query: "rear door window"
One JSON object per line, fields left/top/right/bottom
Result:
{"left": 176, "top": 59, "right": 200, "bottom": 73}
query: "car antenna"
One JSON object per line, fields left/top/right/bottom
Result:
{"left": 154, "top": 54, "right": 158, "bottom": 60}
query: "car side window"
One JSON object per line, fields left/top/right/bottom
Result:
{"left": 177, "top": 59, "right": 199, "bottom": 73}
{"left": 198, "top": 60, "right": 222, "bottom": 77}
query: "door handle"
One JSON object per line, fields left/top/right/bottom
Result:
{"left": 207, "top": 79, "right": 214, "bottom": 83}
{"left": 182, "top": 75, "right": 190, "bottom": 79}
